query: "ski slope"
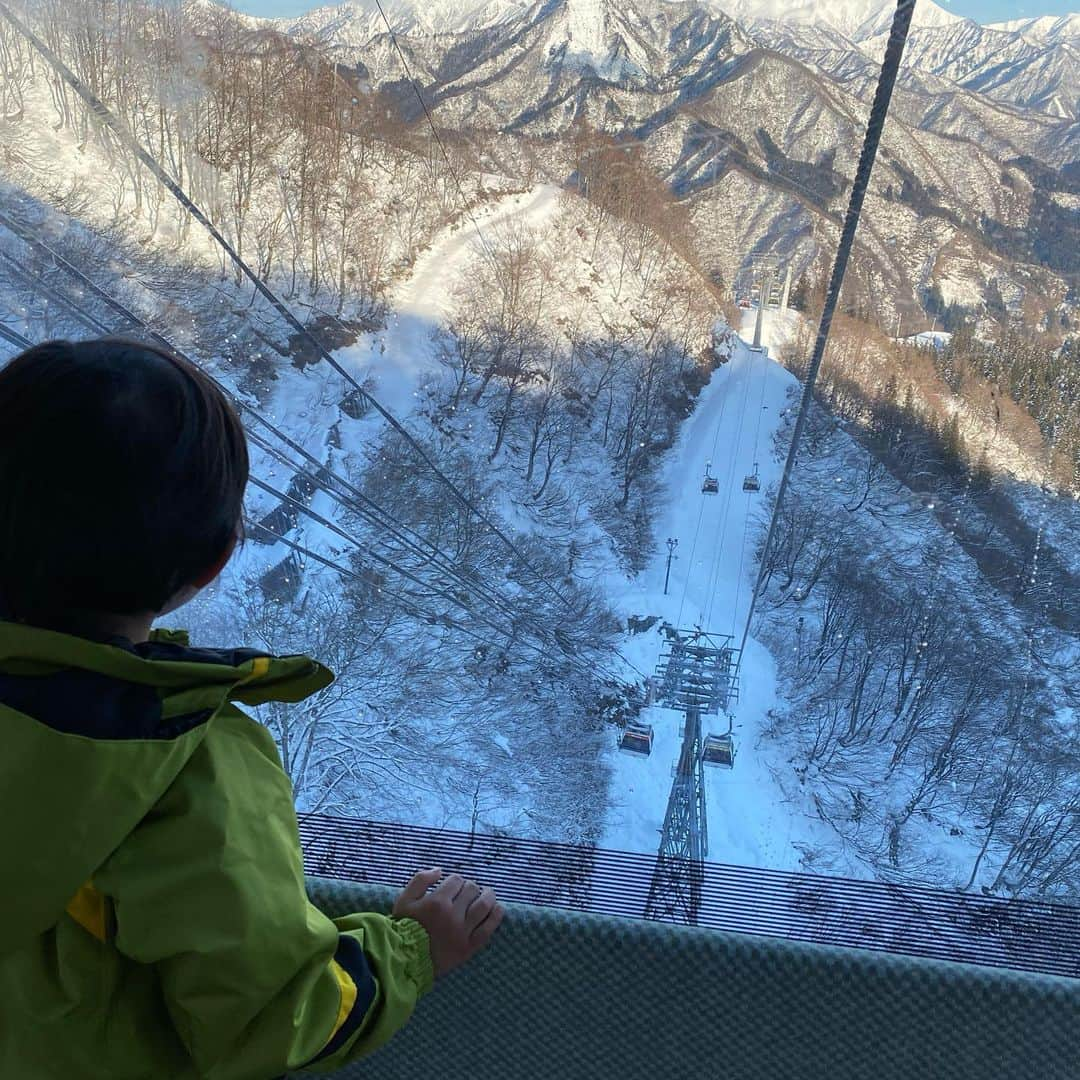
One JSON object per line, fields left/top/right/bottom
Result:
{"left": 603, "top": 308, "right": 831, "bottom": 873}
{"left": 338, "top": 185, "right": 562, "bottom": 416}
{"left": 242, "top": 184, "right": 563, "bottom": 561}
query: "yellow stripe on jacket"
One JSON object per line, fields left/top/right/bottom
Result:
{"left": 325, "top": 959, "right": 358, "bottom": 1047}
{"left": 65, "top": 880, "right": 107, "bottom": 943}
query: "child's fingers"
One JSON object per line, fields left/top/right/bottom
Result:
{"left": 399, "top": 868, "right": 441, "bottom": 903}
{"left": 464, "top": 886, "right": 497, "bottom": 931}
{"left": 432, "top": 872, "right": 465, "bottom": 902}
{"left": 470, "top": 901, "right": 505, "bottom": 946}
{"left": 452, "top": 879, "right": 482, "bottom": 913}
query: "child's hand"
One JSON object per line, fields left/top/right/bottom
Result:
{"left": 392, "top": 868, "right": 504, "bottom": 978}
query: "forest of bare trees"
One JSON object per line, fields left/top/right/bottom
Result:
{"left": 754, "top": 397, "right": 1079, "bottom": 898}
{"left": 0, "top": 0, "right": 496, "bottom": 316}
{"left": 432, "top": 198, "right": 725, "bottom": 568}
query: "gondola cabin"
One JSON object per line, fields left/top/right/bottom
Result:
{"left": 742, "top": 464, "right": 760, "bottom": 492}
{"left": 619, "top": 722, "right": 654, "bottom": 757}
{"left": 702, "top": 462, "right": 720, "bottom": 495}
{"left": 702, "top": 733, "right": 735, "bottom": 768}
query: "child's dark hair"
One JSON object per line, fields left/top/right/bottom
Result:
{"left": 0, "top": 337, "right": 249, "bottom": 626}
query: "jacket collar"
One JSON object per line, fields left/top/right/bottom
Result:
{"left": 0, "top": 621, "right": 334, "bottom": 708}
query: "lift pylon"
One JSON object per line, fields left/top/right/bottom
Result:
{"left": 643, "top": 625, "right": 740, "bottom": 925}
{"left": 643, "top": 707, "right": 707, "bottom": 923}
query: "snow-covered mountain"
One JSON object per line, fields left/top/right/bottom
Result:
{"left": 303, "top": 0, "right": 1069, "bottom": 324}
{"left": 272, "top": 0, "right": 527, "bottom": 44}
{"left": 888, "top": 19, "right": 1080, "bottom": 119}
{"left": 712, "top": 0, "right": 961, "bottom": 42}
{"left": 990, "top": 13, "right": 1080, "bottom": 44}
{"left": 275, "top": 0, "right": 964, "bottom": 50}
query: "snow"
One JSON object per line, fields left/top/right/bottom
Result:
{"left": 600, "top": 307, "right": 833, "bottom": 872}
{"left": 989, "top": 14, "right": 1080, "bottom": 45}
{"left": 272, "top": 0, "right": 530, "bottom": 42}
{"left": 278, "top": 0, "right": 963, "bottom": 47}
{"left": 545, "top": 0, "right": 647, "bottom": 81}
{"left": 333, "top": 186, "right": 562, "bottom": 417}
{"left": 714, "top": 0, "right": 963, "bottom": 42}
{"left": 899, "top": 330, "right": 952, "bottom": 349}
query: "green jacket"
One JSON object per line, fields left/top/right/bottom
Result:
{"left": 0, "top": 621, "right": 434, "bottom": 1079}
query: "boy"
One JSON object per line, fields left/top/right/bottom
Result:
{"left": 0, "top": 338, "right": 503, "bottom": 1078}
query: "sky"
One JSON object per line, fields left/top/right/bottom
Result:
{"left": 944, "top": 0, "right": 1075, "bottom": 21}
{"left": 229, "top": 1, "right": 1077, "bottom": 23}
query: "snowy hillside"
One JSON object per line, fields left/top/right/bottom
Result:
{"left": 1, "top": 0, "right": 1077, "bottom": 900}
{"left": 278, "top": 0, "right": 965, "bottom": 45}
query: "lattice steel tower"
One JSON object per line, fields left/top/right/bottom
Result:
{"left": 643, "top": 626, "right": 740, "bottom": 925}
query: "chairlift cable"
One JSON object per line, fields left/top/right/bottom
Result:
{"left": 0, "top": 235, "right": 526, "bottom": 639}
{"left": 242, "top": 427, "right": 520, "bottom": 621}
{"left": 731, "top": 339, "right": 774, "bottom": 635}
{"left": 736, "top": 0, "right": 918, "bottom": 666}
{"left": 0, "top": 0, "right": 577, "bottom": 616}
{"left": 371, "top": 0, "right": 498, "bottom": 267}
{"left": 1, "top": 291, "right": 521, "bottom": 653}
{"left": 247, "top": 475, "right": 521, "bottom": 641}
{"left": 253, "top": 471, "right": 641, "bottom": 684}
{"left": 0, "top": 211, "right": 526, "bottom": 628}
{"left": 703, "top": 341, "right": 757, "bottom": 629}
{"left": 250, "top": 520, "right": 634, "bottom": 690}
{"left": 244, "top": 519, "right": 505, "bottom": 652}
{"left": 1, "top": 286, "right": 525, "bottom": 644}
{"left": 0, "top": 318, "right": 31, "bottom": 351}
{"left": 251, "top": 494, "right": 629, "bottom": 685}
{"left": 9, "top": 301, "right": 622, "bottom": 682}
{"left": 0, "top": 249, "right": 111, "bottom": 336}
{"left": 2, "top": 243, "right": 639, "bottom": 686}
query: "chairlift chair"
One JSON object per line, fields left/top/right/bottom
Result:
{"left": 742, "top": 463, "right": 761, "bottom": 492}
{"left": 702, "top": 462, "right": 720, "bottom": 495}
{"left": 702, "top": 733, "right": 735, "bottom": 769}
{"left": 619, "top": 722, "right": 654, "bottom": 758}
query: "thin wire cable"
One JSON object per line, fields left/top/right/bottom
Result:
{"left": 242, "top": 427, "right": 520, "bottom": 621}
{"left": 0, "top": 319, "right": 31, "bottom": 350}
{"left": 9, "top": 297, "right": 625, "bottom": 685}
{"left": 0, "top": 0, "right": 576, "bottom": 615}
{"left": 0, "top": 210, "right": 527, "bottom": 629}
{"left": 242, "top": 519, "right": 508, "bottom": 653}
{"left": 0, "top": 291, "right": 522, "bottom": 647}
{"left": 737, "top": 0, "right": 918, "bottom": 665}
{"left": 4, "top": 255, "right": 642, "bottom": 684}
{"left": 731, "top": 339, "right": 773, "bottom": 635}
{"left": 0, "top": 249, "right": 111, "bottom": 335}
{"left": 1, "top": 284, "right": 514, "bottom": 649}
{"left": 247, "top": 474, "right": 520, "bottom": 641}
{"left": 255, "top": 508, "right": 629, "bottom": 686}
{"left": 370, "top": 0, "right": 498, "bottom": 267}
{"left": 703, "top": 342, "right": 756, "bottom": 628}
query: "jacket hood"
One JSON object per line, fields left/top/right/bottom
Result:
{"left": 0, "top": 621, "right": 333, "bottom": 955}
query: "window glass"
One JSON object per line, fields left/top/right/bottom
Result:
{"left": 1, "top": 0, "right": 1075, "bottom": 925}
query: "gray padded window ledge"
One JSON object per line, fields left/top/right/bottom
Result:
{"left": 303, "top": 877, "right": 1080, "bottom": 1080}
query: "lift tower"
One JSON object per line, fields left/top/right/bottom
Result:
{"left": 744, "top": 255, "right": 781, "bottom": 352}
{"left": 643, "top": 626, "right": 739, "bottom": 925}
